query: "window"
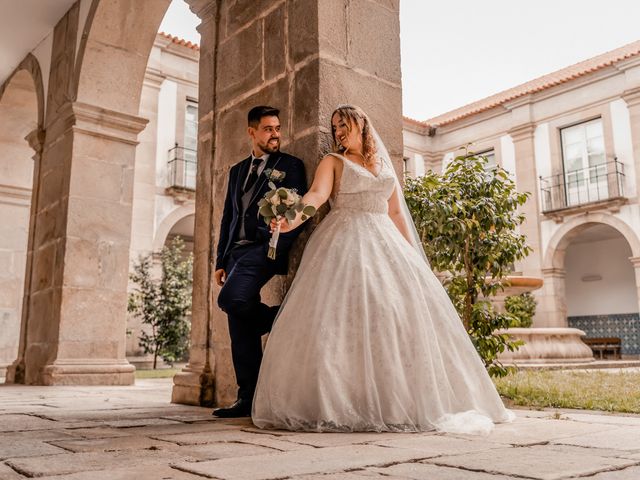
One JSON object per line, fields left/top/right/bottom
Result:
{"left": 403, "top": 157, "right": 409, "bottom": 176}
{"left": 183, "top": 101, "right": 198, "bottom": 189}
{"left": 465, "top": 149, "right": 496, "bottom": 171}
{"left": 479, "top": 150, "right": 496, "bottom": 170}
{"left": 561, "top": 118, "right": 606, "bottom": 205}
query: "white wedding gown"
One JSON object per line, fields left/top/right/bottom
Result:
{"left": 252, "top": 153, "right": 514, "bottom": 434}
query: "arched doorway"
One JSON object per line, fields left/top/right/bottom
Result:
{"left": 127, "top": 212, "right": 195, "bottom": 368}
{"left": 0, "top": 57, "right": 44, "bottom": 378}
{"left": 565, "top": 224, "right": 640, "bottom": 356}
{"left": 543, "top": 217, "right": 640, "bottom": 357}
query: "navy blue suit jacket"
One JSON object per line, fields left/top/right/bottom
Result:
{"left": 216, "top": 151, "right": 307, "bottom": 275}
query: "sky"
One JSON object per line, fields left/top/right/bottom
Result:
{"left": 159, "top": 0, "right": 640, "bottom": 121}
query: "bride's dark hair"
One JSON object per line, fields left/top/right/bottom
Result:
{"left": 331, "top": 105, "right": 378, "bottom": 166}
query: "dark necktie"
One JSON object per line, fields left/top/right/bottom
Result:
{"left": 244, "top": 158, "right": 262, "bottom": 193}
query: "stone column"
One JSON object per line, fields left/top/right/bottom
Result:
{"left": 172, "top": 0, "right": 217, "bottom": 406}
{"left": 629, "top": 256, "right": 640, "bottom": 319}
{"left": 9, "top": 101, "right": 147, "bottom": 385}
{"left": 538, "top": 267, "right": 567, "bottom": 327}
{"left": 173, "top": 0, "right": 403, "bottom": 406}
{"left": 623, "top": 87, "right": 640, "bottom": 198}
{"left": 6, "top": 128, "right": 45, "bottom": 383}
{"left": 509, "top": 123, "right": 543, "bottom": 277}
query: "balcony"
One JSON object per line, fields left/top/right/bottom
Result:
{"left": 540, "top": 159, "right": 626, "bottom": 217}
{"left": 166, "top": 144, "right": 197, "bottom": 202}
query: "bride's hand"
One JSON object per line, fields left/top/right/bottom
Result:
{"left": 270, "top": 217, "right": 292, "bottom": 233}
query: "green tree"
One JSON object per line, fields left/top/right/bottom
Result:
{"left": 505, "top": 292, "right": 537, "bottom": 328}
{"left": 128, "top": 237, "right": 193, "bottom": 369}
{"left": 404, "top": 150, "right": 531, "bottom": 377}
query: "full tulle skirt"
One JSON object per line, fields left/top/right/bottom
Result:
{"left": 252, "top": 207, "right": 514, "bottom": 434}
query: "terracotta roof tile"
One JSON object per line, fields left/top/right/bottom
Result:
{"left": 404, "top": 40, "right": 640, "bottom": 128}
{"left": 158, "top": 31, "right": 200, "bottom": 52}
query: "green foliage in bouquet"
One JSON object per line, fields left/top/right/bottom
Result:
{"left": 404, "top": 150, "right": 531, "bottom": 377}
{"left": 505, "top": 292, "right": 536, "bottom": 328}
{"left": 258, "top": 184, "right": 316, "bottom": 224}
{"left": 128, "top": 237, "right": 192, "bottom": 369}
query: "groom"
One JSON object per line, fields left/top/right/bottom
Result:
{"left": 213, "top": 106, "right": 307, "bottom": 417}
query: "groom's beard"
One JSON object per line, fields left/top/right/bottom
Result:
{"left": 259, "top": 138, "right": 280, "bottom": 153}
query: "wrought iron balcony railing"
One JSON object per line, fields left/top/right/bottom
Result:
{"left": 540, "top": 159, "right": 625, "bottom": 213}
{"left": 168, "top": 144, "right": 197, "bottom": 191}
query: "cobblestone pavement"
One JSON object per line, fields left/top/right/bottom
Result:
{"left": 1, "top": 378, "right": 640, "bottom": 479}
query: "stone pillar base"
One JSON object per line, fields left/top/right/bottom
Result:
{"left": 42, "top": 360, "right": 135, "bottom": 386}
{"left": 171, "top": 367, "right": 214, "bottom": 407}
{"left": 5, "top": 359, "right": 24, "bottom": 384}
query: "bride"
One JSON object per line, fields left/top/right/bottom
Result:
{"left": 252, "top": 105, "right": 513, "bottom": 434}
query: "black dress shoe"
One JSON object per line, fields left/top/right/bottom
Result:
{"left": 212, "top": 398, "right": 252, "bottom": 418}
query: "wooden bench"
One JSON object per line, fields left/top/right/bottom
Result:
{"left": 582, "top": 337, "right": 622, "bottom": 360}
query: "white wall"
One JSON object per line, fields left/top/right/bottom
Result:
{"left": 610, "top": 99, "right": 636, "bottom": 198}
{"left": 155, "top": 79, "right": 177, "bottom": 188}
{"left": 500, "top": 134, "right": 516, "bottom": 180}
{"left": 565, "top": 236, "right": 637, "bottom": 316}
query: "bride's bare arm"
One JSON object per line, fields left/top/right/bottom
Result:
{"left": 275, "top": 155, "right": 336, "bottom": 232}
{"left": 388, "top": 185, "right": 413, "bottom": 245}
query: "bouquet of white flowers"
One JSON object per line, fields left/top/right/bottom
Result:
{"left": 258, "top": 176, "right": 316, "bottom": 259}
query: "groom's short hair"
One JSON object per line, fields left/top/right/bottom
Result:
{"left": 248, "top": 106, "right": 280, "bottom": 128}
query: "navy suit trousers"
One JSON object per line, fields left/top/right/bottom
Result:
{"left": 217, "top": 243, "right": 280, "bottom": 401}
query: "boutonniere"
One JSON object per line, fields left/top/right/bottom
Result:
{"left": 264, "top": 168, "right": 286, "bottom": 183}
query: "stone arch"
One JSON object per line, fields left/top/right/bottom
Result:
{"left": 543, "top": 212, "right": 640, "bottom": 271}
{"left": 0, "top": 54, "right": 45, "bottom": 380}
{"left": 0, "top": 53, "right": 45, "bottom": 130}
{"left": 153, "top": 205, "right": 196, "bottom": 252}
{"left": 74, "top": 0, "right": 172, "bottom": 114}
{"left": 8, "top": 0, "right": 207, "bottom": 386}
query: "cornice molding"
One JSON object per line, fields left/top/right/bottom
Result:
{"left": 46, "top": 101, "right": 148, "bottom": 148}
{"left": 622, "top": 86, "right": 640, "bottom": 107}
{"left": 508, "top": 123, "right": 536, "bottom": 141}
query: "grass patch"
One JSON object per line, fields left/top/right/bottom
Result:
{"left": 135, "top": 368, "right": 179, "bottom": 379}
{"left": 494, "top": 369, "right": 640, "bottom": 413}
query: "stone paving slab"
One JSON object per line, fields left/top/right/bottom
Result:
{"left": 5, "top": 449, "right": 197, "bottom": 477}
{"left": 0, "top": 429, "right": 77, "bottom": 442}
{"left": 35, "top": 465, "right": 205, "bottom": 480}
{"left": 268, "top": 431, "right": 413, "bottom": 447}
{"left": 102, "top": 418, "right": 184, "bottom": 428}
{"left": 587, "top": 466, "right": 640, "bottom": 479}
{"left": 545, "top": 444, "right": 640, "bottom": 459}
{"left": 553, "top": 426, "right": 640, "bottom": 451}
{"left": 0, "top": 414, "right": 62, "bottom": 432}
{"left": 563, "top": 413, "right": 640, "bottom": 426}
{"left": 369, "top": 432, "right": 506, "bottom": 457}
{"left": 0, "top": 461, "right": 24, "bottom": 480}
{"left": 174, "top": 444, "right": 432, "bottom": 480}
{"left": 49, "top": 435, "right": 176, "bottom": 453}
{"left": 154, "top": 429, "right": 314, "bottom": 451}
{"left": 451, "top": 417, "right": 619, "bottom": 446}
{"left": 427, "top": 444, "right": 640, "bottom": 480}
{"left": 59, "top": 426, "right": 133, "bottom": 439}
{"left": 123, "top": 420, "right": 247, "bottom": 437}
{"left": 39, "top": 407, "right": 204, "bottom": 423}
{"left": 369, "top": 462, "right": 518, "bottom": 479}
{"left": 289, "top": 472, "right": 393, "bottom": 479}
{"left": 172, "top": 441, "right": 281, "bottom": 460}
{"left": 0, "top": 440, "right": 68, "bottom": 461}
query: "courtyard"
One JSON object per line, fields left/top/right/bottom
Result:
{"left": 1, "top": 377, "right": 640, "bottom": 480}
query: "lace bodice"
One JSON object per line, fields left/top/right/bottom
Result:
{"left": 329, "top": 153, "right": 396, "bottom": 214}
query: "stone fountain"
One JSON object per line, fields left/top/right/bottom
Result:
{"left": 495, "top": 276, "right": 594, "bottom": 364}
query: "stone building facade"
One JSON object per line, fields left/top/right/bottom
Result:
{"left": 404, "top": 41, "right": 640, "bottom": 356}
